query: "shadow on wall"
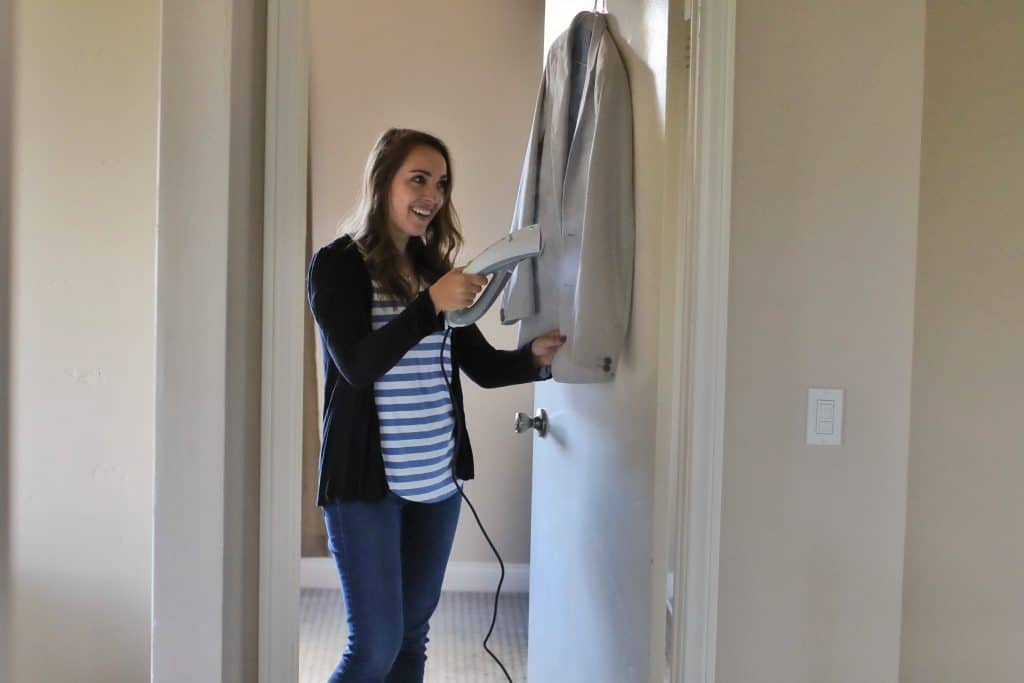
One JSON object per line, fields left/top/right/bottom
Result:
{"left": 0, "top": 0, "right": 11, "bottom": 674}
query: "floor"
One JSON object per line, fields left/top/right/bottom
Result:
{"left": 300, "top": 588, "right": 529, "bottom": 682}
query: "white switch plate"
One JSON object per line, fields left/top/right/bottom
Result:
{"left": 806, "top": 388, "right": 844, "bottom": 446}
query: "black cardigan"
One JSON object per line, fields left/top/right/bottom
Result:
{"left": 306, "top": 235, "right": 549, "bottom": 505}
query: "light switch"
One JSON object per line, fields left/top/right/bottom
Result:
{"left": 807, "top": 388, "right": 844, "bottom": 446}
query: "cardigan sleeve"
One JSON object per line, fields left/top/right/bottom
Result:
{"left": 454, "top": 323, "right": 551, "bottom": 389}
{"left": 307, "top": 246, "right": 443, "bottom": 389}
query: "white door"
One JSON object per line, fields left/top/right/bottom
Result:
{"left": 521, "top": 4, "right": 684, "bottom": 682}
{"left": 525, "top": 374, "right": 660, "bottom": 682}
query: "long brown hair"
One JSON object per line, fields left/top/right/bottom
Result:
{"left": 341, "top": 128, "right": 463, "bottom": 304}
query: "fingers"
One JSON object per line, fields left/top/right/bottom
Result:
{"left": 457, "top": 273, "right": 486, "bottom": 302}
{"left": 541, "top": 330, "right": 567, "bottom": 345}
{"left": 436, "top": 268, "right": 488, "bottom": 310}
{"left": 534, "top": 332, "right": 567, "bottom": 352}
{"left": 536, "top": 340, "right": 564, "bottom": 352}
{"left": 462, "top": 278, "right": 485, "bottom": 295}
{"left": 457, "top": 280, "right": 484, "bottom": 307}
{"left": 449, "top": 268, "right": 486, "bottom": 287}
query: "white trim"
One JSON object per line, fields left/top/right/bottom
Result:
{"left": 151, "top": 4, "right": 239, "bottom": 679}
{"left": 671, "top": 1, "right": 736, "bottom": 683}
{"left": 258, "top": 1, "right": 308, "bottom": 682}
{"left": 0, "top": 0, "right": 11, "bottom": 675}
{"left": 442, "top": 562, "right": 530, "bottom": 594}
{"left": 299, "top": 558, "right": 341, "bottom": 591}
{"left": 651, "top": 8, "right": 695, "bottom": 678}
{"left": 301, "top": 558, "right": 531, "bottom": 594}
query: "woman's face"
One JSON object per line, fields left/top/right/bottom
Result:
{"left": 386, "top": 145, "right": 448, "bottom": 247}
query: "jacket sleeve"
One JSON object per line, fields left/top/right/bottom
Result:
{"left": 500, "top": 62, "right": 548, "bottom": 325}
{"left": 307, "top": 247, "right": 443, "bottom": 389}
{"left": 569, "top": 37, "right": 635, "bottom": 371}
{"left": 454, "top": 324, "right": 550, "bottom": 389}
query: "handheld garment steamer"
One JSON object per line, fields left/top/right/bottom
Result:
{"left": 445, "top": 224, "right": 542, "bottom": 327}
{"left": 437, "top": 224, "right": 541, "bottom": 682}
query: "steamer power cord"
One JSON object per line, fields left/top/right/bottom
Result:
{"left": 439, "top": 325, "right": 513, "bottom": 683}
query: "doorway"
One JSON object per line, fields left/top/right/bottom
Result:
{"left": 297, "top": 1, "right": 544, "bottom": 680}
{"left": 258, "top": 1, "right": 735, "bottom": 681}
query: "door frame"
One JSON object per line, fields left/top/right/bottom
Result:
{"left": 665, "top": 1, "right": 735, "bottom": 681}
{"left": 256, "top": 1, "right": 735, "bottom": 681}
{"left": 258, "top": 0, "right": 308, "bottom": 681}
{"left": 0, "top": 0, "right": 12, "bottom": 676}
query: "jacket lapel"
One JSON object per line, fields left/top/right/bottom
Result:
{"left": 561, "top": 12, "right": 606, "bottom": 235}
{"left": 545, "top": 29, "right": 571, "bottom": 235}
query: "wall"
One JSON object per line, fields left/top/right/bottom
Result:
{"left": 900, "top": 2, "right": 1024, "bottom": 681}
{"left": 10, "top": 1, "right": 159, "bottom": 680}
{"left": 718, "top": 2, "right": 925, "bottom": 681}
{"left": 307, "top": 0, "right": 545, "bottom": 564}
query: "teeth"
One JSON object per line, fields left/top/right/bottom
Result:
{"left": 412, "top": 208, "right": 430, "bottom": 217}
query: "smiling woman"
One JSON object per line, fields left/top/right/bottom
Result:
{"left": 304, "top": 127, "right": 559, "bottom": 681}
{"left": 343, "top": 129, "right": 463, "bottom": 308}
{"left": 388, "top": 147, "right": 450, "bottom": 240}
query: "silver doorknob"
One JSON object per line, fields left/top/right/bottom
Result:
{"left": 513, "top": 409, "right": 548, "bottom": 437}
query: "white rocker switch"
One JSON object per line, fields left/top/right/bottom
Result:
{"left": 807, "top": 388, "right": 844, "bottom": 446}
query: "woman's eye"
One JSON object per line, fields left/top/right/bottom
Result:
{"left": 411, "top": 175, "right": 425, "bottom": 184}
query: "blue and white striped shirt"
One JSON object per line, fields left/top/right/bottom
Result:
{"left": 372, "top": 283, "right": 459, "bottom": 503}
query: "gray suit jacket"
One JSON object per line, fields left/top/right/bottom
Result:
{"left": 500, "top": 11, "right": 635, "bottom": 384}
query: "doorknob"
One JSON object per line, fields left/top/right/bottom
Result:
{"left": 513, "top": 409, "right": 548, "bottom": 437}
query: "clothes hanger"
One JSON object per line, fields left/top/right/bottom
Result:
{"left": 592, "top": 0, "right": 608, "bottom": 14}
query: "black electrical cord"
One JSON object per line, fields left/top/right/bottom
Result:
{"left": 439, "top": 325, "right": 514, "bottom": 683}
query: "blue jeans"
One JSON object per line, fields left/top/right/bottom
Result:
{"left": 322, "top": 491, "right": 461, "bottom": 682}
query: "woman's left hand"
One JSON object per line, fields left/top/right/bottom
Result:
{"left": 530, "top": 330, "right": 567, "bottom": 367}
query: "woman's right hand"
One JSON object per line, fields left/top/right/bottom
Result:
{"left": 429, "top": 266, "right": 488, "bottom": 313}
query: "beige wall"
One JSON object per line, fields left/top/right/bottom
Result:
{"left": 308, "top": 0, "right": 545, "bottom": 564}
{"left": 10, "top": 1, "right": 159, "bottom": 681}
{"left": 719, "top": 2, "right": 925, "bottom": 681}
{"left": 900, "top": 2, "right": 1024, "bottom": 681}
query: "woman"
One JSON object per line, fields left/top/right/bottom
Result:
{"left": 306, "top": 127, "right": 564, "bottom": 682}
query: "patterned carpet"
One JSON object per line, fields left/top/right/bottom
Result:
{"left": 300, "top": 589, "right": 529, "bottom": 682}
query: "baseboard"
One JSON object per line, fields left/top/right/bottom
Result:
{"left": 443, "top": 561, "right": 530, "bottom": 594}
{"left": 301, "top": 557, "right": 530, "bottom": 594}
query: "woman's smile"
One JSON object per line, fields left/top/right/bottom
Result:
{"left": 387, "top": 145, "right": 449, "bottom": 248}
